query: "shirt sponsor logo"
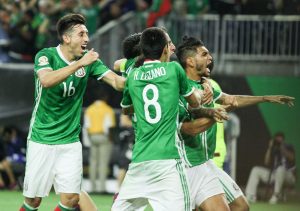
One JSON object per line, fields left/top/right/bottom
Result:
{"left": 75, "top": 67, "right": 86, "bottom": 77}
{"left": 38, "top": 56, "right": 49, "bottom": 66}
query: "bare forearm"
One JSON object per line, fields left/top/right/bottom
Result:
{"left": 190, "top": 107, "right": 216, "bottom": 118}
{"left": 38, "top": 61, "right": 82, "bottom": 88}
{"left": 181, "top": 118, "right": 215, "bottom": 136}
{"left": 234, "top": 95, "right": 266, "bottom": 108}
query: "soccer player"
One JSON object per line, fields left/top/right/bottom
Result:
{"left": 112, "top": 27, "right": 201, "bottom": 211}
{"left": 176, "top": 36, "right": 294, "bottom": 211}
{"left": 113, "top": 32, "right": 142, "bottom": 77}
{"left": 20, "top": 14, "right": 125, "bottom": 211}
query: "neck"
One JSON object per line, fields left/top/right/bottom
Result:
{"left": 160, "top": 53, "right": 169, "bottom": 62}
{"left": 60, "top": 44, "right": 75, "bottom": 62}
{"left": 185, "top": 67, "right": 201, "bottom": 81}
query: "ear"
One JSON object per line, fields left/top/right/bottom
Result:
{"left": 163, "top": 45, "right": 168, "bottom": 55}
{"left": 160, "top": 45, "right": 169, "bottom": 62}
{"left": 62, "top": 34, "right": 70, "bottom": 44}
{"left": 186, "top": 57, "right": 195, "bottom": 67}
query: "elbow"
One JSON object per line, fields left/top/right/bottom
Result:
{"left": 115, "top": 78, "right": 125, "bottom": 91}
{"left": 39, "top": 79, "right": 52, "bottom": 88}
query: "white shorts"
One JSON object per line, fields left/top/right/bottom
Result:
{"left": 207, "top": 159, "right": 244, "bottom": 203}
{"left": 23, "top": 141, "right": 82, "bottom": 198}
{"left": 187, "top": 162, "right": 224, "bottom": 208}
{"left": 112, "top": 159, "right": 191, "bottom": 211}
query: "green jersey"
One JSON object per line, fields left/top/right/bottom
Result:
{"left": 120, "top": 58, "right": 138, "bottom": 130}
{"left": 178, "top": 79, "right": 221, "bottom": 166}
{"left": 28, "top": 46, "right": 110, "bottom": 145}
{"left": 199, "top": 81, "right": 222, "bottom": 160}
{"left": 121, "top": 60, "right": 194, "bottom": 163}
{"left": 121, "top": 58, "right": 136, "bottom": 78}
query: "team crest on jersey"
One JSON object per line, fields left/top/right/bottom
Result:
{"left": 38, "top": 56, "right": 49, "bottom": 66}
{"left": 75, "top": 67, "right": 86, "bottom": 77}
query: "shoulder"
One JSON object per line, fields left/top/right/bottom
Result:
{"left": 35, "top": 47, "right": 55, "bottom": 61}
{"left": 168, "top": 61, "right": 182, "bottom": 68}
{"left": 35, "top": 47, "right": 57, "bottom": 67}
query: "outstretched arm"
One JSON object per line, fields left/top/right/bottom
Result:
{"left": 217, "top": 93, "right": 295, "bottom": 111}
{"left": 102, "top": 71, "right": 126, "bottom": 91}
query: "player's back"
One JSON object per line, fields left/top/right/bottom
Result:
{"left": 126, "top": 60, "right": 192, "bottom": 162}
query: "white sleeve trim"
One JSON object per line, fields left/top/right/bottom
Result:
{"left": 36, "top": 67, "right": 53, "bottom": 72}
{"left": 213, "top": 91, "right": 223, "bottom": 102}
{"left": 120, "top": 102, "right": 132, "bottom": 108}
{"left": 182, "top": 87, "right": 195, "bottom": 97}
{"left": 97, "top": 69, "right": 113, "bottom": 80}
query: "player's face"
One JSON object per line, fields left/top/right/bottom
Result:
{"left": 194, "top": 46, "right": 212, "bottom": 77}
{"left": 164, "top": 32, "right": 176, "bottom": 56}
{"left": 67, "top": 24, "right": 89, "bottom": 58}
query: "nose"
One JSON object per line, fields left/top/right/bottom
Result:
{"left": 171, "top": 43, "right": 176, "bottom": 53}
{"left": 84, "top": 33, "right": 89, "bottom": 42}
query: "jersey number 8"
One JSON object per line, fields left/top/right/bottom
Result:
{"left": 142, "top": 84, "right": 161, "bottom": 124}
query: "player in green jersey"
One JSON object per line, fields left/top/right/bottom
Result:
{"left": 176, "top": 36, "right": 294, "bottom": 211}
{"left": 20, "top": 14, "right": 125, "bottom": 211}
{"left": 112, "top": 27, "right": 201, "bottom": 211}
{"left": 176, "top": 36, "right": 231, "bottom": 211}
{"left": 114, "top": 32, "right": 142, "bottom": 77}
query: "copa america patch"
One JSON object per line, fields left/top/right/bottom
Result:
{"left": 75, "top": 67, "right": 86, "bottom": 77}
{"left": 38, "top": 56, "right": 49, "bottom": 66}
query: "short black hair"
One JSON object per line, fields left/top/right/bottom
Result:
{"left": 140, "top": 27, "right": 167, "bottom": 60}
{"left": 56, "top": 13, "right": 86, "bottom": 43}
{"left": 122, "top": 33, "right": 142, "bottom": 59}
{"left": 176, "top": 36, "right": 204, "bottom": 68}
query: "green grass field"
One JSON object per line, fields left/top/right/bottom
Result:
{"left": 1, "top": 190, "right": 300, "bottom": 211}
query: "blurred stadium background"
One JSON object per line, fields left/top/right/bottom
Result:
{"left": 0, "top": 0, "right": 300, "bottom": 210}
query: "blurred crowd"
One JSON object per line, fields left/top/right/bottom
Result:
{"left": 0, "top": 0, "right": 300, "bottom": 63}
{"left": 0, "top": 126, "right": 26, "bottom": 190}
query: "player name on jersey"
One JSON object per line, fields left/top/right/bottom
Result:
{"left": 133, "top": 67, "right": 166, "bottom": 80}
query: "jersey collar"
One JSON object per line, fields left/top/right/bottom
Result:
{"left": 143, "top": 60, "right": 161, "bottom": 64}
{"left": 56, "top": 45, "right": 74, "bottom": 65}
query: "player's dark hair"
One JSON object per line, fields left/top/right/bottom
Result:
{"left": 122, "top": 33, "right": 141, "bottom": 59}
{"left": 57, "top": 13, "right": 86, "bottom": 43}
{"left": 176, "top": 36, "right": 204, "bottom": 68}
{"left": 140, "top": 27, "right": 168, "bottom": 60}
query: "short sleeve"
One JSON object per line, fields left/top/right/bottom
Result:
{"left": 34, "top": 49, "right": 53, "bottom": 73}
{"left": 175, "top": 62, "right": 194, "bottom": 97}
{"left": 90, "top": 59, "right": 111, "bottom": 80}
{"left": 213, "top": 88, "right": 222, "bottom": 102}
{"left": 120, "top": 79, "right": 132, "bottom": 108}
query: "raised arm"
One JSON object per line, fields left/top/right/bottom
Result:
{"left": 38, "top": 49, "right": 99, "bottom": 88}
